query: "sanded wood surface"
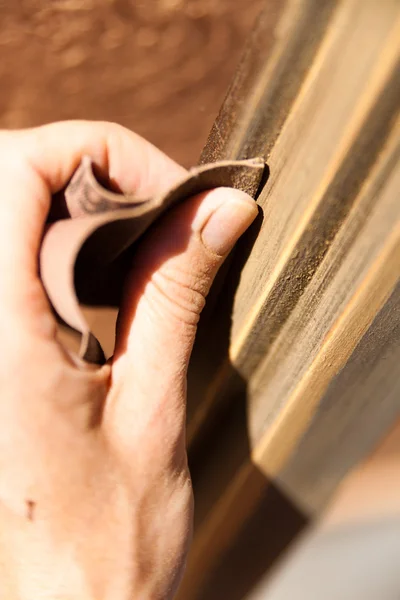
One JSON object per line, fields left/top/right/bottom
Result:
{"left": 180, "top": 0, "right": 400, "bottom": 597}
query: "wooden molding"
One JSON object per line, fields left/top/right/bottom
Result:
{"left": 182, "top": 0, "right": 400, "bottom": 597}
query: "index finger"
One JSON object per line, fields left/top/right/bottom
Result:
{"left": 0, "top": 121, "right": 186, "bottom": 313}
{"left": 12, "top": 120, "right": 186, "bottom": 198}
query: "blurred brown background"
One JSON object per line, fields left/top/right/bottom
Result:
{"left": 0, "top": 0, "right": 263, "bottom": 167}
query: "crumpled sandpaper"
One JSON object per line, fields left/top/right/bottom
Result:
{"left": 40, "top": 156, "right": 265, "bottom": 364}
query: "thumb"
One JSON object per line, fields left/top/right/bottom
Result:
{"left": 109, "top": 186, "right": 257, "bottom": 430}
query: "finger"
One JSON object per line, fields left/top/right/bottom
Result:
{"left": 9, "top": 120, "right": 186, "bottom": 197}
{"left": 107, "top": 186, "right": 258, "bottom": 451}
{"left": 0, "top": 121, "right": 185, "bottom": 320}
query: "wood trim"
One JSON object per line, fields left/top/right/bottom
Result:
{"left": 182, "top": 0, "right": 400, "bottom": 597}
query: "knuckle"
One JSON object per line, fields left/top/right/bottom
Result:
{"left": 147, "top": 268, "right": 208, "bottom": 326}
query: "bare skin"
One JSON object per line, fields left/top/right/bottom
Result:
{"left": 0, "top": 121, "right": 257, "bottom": 599}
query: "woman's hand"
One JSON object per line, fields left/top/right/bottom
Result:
{"left": 0, "top": 121, "right": 257, "bottom": 599}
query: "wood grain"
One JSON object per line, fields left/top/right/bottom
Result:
{"left": 181, "top": 0, "right": 400, "bottom": 597}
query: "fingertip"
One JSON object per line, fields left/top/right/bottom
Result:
{"left": 192, "top": 187, "right": 258, "bottom": 256}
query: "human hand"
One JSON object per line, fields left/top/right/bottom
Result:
{"left": 0, "top": 121, "right": 257, "bottom": 599}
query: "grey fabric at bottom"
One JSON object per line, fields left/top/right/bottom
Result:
{"left": 249, "top": 518, "right": 400, "bottom": 600}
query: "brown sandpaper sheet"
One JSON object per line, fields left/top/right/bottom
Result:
{"left": 40, "top": 156, "right": 265, "bottom": 363}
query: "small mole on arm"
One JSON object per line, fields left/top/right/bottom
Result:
{"left": 26, "top": 500, "right": 36, "bottom": 522}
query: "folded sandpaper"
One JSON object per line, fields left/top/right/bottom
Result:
{"left": 40, "top": 156, "right": 265, "bottom": 364}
